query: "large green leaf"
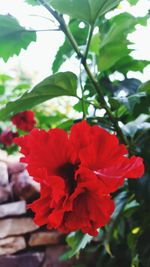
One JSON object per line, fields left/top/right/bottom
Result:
{"left": 0, "top": 72, "right": 77, "bottom": 120}
{"left": 49, "top": 0, "right": 121, "bottom": 25}
{"left": 0, "top": 15, "right": 36, "bottom": 62}
{"left": 98, "top": 13, "right": 149, "bottom": 72}
{"left": 99, "top": 43, "right": 131, "bottom": 72}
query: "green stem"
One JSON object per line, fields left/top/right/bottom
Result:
{"left": 38, "top": 0, "right": 83, "bottom": 57}
{"left": 79, "top": 65, "right": 86, "bottom": 119}
{"left": 83, "top": 63, "right": 129, "bottom": 145}
{"left": 27, "top": 28, "right": 60, "bottom": 32}
{"left": 39, "top": 0, "right": 129, "bottom": 146}
{"left": 84, "top": 24, "right": 94, "bottom": 60}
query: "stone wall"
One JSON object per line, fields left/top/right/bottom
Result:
{"left": 0, "top": 149, "right": 77, "bottom": 267}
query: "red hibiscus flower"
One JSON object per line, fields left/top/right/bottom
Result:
{"left": 0, "top": 129, "right": 18, "bottom": 147}
{"left": 14, "top": 121, "right": 144, "bottom": 236}
{"left": 11, "top": 110, "right": 36, "bottom": 132}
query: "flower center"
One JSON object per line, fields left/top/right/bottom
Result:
{"left": 20, "top": 115, "right": 28, "bottom": 122}
{"left": 58, "top": 162, "right": 78, "bottom": 194}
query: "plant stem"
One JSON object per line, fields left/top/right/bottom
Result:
{"left": 27, "top": 28, "right": 60, "bottom": 32}
{"left": 79, "top": 65, "right": 86, "bottom": 120}
{"left": 84, "top": 24, "right": 94, "bottom": 60}
{"left": 39, "top": 0, "right": 129, "bottom": 146}
{"left": 83, "top": 63, "right": 129, "bottom": 145}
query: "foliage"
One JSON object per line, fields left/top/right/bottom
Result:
{"left": 0, "top": 15, "right": 36, "bottom": 62}
{"left": 49, "top": 0, "right": 121, "bottom": 25}
{"left": 0, "top": 72, "right": 77, "bottom": 119}
{"left": 60, "top": 231, "right": 93, "bottom": 260}
{"left": 0, "top": 0, "right": 150, "bottom": 266}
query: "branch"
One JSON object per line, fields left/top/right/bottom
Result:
{"left": 39, "top": 0, "right": 129, "bottom": 146}
{"left": 38, "top": 0, "right": 82, "bottom": 58}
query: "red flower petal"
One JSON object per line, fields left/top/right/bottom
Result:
{"left": 14, "top": 128, "right": 72, "bottom": 177}
{"left": 15, "top": 121, "right": 144, "bottom": 236}
{"left": 79, "top": 125, "right": 127, "bottom": 170}
{"left": 94, "top": 156, "right": 144, "bottom": 192}
{"left": 58, "top": 167, "right": 115, "bottom": 235}
{"left": 69, "top": 120, "right": 92, "bottom": 162}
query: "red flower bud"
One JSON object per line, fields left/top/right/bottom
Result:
{"left": 0, "top": 129, "right": 18, "bottom": 147}
{"left": 11, "top": 110, "right": 36, "bottom": 132}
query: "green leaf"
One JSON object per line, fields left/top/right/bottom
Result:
{"left": 49, "top": 0, "right": 121, "bottom": 25}
{"left": 36, "top": 111, "right": 67, "bottom": 130}
{"left": 90, "top": 33, "right": 101, "bottom": 55}
{"left": 110, "top": 55, "right": 150, "bottom": 75}
{"left": 13, "top": 83, "right": 30, "bottom": 91}
{"left": 98, "top": 13, "right": 149, "bottom": 72}
{"left": 73, "top": 100, "right": 90, "bottom": 114}
{"left": 0, "top": 72, "right": 77, "bottom": 120}
{"left": 127, "top": 0, "right": 139, "bottom": 5}
{"left": 124, "top": 200, "right": 140, "bottom": 212}
{"left": 25, "top": 0, "right": 39, "bottom": 5}
{"left": 56, "top": 119, "right": 74, "bottom": 131}
{"left": 60, "top": 231, "right": 93, "bottom": 260}
{"left": 0, "top": 15, "right": 36, "bottom": 62}
{"left": 0, "top": 85, "right": 5, "bottom": 95}
{"left": 99, "top": 43, "right": 131, "bottom": 72}
{"left": 139, "top": 80, "right": 150, "bottom": 95}
{"left": 52, "top": 41, "right": 72, "bottom": 74}
{"left": 0, "top": 74, "right": 12, "bottom": 82}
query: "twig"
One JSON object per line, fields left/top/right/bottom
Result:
{"left": 27, "top": 28, "right": 60, "bottom": 32}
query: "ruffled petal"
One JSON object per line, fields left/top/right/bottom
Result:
{"left": 95, "top": 155, "right": 144, "bottom": 191}
{"left": 69, "top": 120, "right": 92, "bottom": 162}
{"left": 60, "top": 191, "right": 114, "bottom": 236}
{"left": 14, "top": 128, "right": 71, "bottom": 176}
{"left": 28, "top": 184, "right": 52, "bottom": 226}
{"left": 79, "top": 125, "right": 128, "bottom": 170}
{"left": 58, "top": 167, "right": 115, "bottom": 235}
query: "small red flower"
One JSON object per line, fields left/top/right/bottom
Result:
{"left": 14, "top": 121, "right": 144, "bottom": 236}
{"left": 0, "top": 129, "right": 18, "bottom": 147}
{"left": 11, "top": 110, "right": 36, "bottom": 132}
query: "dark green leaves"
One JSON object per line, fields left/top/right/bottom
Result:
{"left": 139, "top": 80, "right": 150, "bottom": 95}
{"left": 49, "top": 0, "right": 121, "bottom": 25}
{"left": 0, "top": 72, "right": 77, "bottom": 120}
{"left": 60, "top": 231, "right": 92, "bottom": 260}
{"left": 110, "top": 56, "right": 150, "bottom": 75}
{"left": 0, "top": 15, "right": 36, "bottom": 62}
